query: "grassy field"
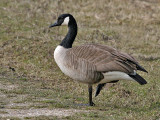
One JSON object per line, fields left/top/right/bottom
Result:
{"left": 0, "top": 0, "right": 160, "bottom": 119}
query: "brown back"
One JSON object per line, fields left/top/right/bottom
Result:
{"left": 65, "top": 44, "right": 138, "bottom": 74}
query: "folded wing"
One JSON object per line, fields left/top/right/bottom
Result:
{"left": 67, "top": 44, "right": 147, "bottom": 74}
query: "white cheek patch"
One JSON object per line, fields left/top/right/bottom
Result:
{"left": 61, "top": 17, "right": 69, "bottom": 26}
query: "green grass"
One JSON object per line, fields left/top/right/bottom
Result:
{"left": 0, "top": 0, "right": 160, "bottom": 119}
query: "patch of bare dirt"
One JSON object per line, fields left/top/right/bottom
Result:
{"left": 0, "top": 108, "right": 85, "bottom": 118}
{"left": 0, "top": 82, "right": 17, "bottom": 90}
{"left": 0, "top": 80, "right": 87, "bottom": 118}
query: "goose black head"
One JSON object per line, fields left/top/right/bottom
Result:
{"left": 49, "top": 14, "right": 75, "bottom": 28}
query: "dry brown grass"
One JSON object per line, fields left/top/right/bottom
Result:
{"left": 0, "top": 0, "right": 160, "bottom": 119}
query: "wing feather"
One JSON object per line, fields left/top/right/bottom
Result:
{"left": 66, "top": 43, "right": 144, "bottom": 75}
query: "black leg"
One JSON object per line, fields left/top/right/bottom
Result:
{"left": 88, "top": 85, "right": 95, "bottom": 106}
{"left": 95, "top": 83, "right": 106, "bottom": 97}
{"left": 95, "top": 80, "right": 119, "bottom": 97}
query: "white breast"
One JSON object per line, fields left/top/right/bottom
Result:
{"left": 54, "top": 45, "right": 65, "bottom": 59}
{"left": 54, "top": 45, "right": 82, "bottom": 81}
{"left": 54, "top": 45, "right": 68, "bottom": 71}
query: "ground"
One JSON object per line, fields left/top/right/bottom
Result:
{"left": 0, "top": 0, "right": 160, "bottom": 119}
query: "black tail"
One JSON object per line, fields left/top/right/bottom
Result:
{"left": 129, "top": 73, "right": 147, "bottom": 85}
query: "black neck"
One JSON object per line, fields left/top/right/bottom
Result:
{"left": 60, "top": 19, "right": 77, "bottom": 48}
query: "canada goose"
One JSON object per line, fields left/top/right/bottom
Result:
{"left": 49, "top": 14, "right": 147, "bottom": 106}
